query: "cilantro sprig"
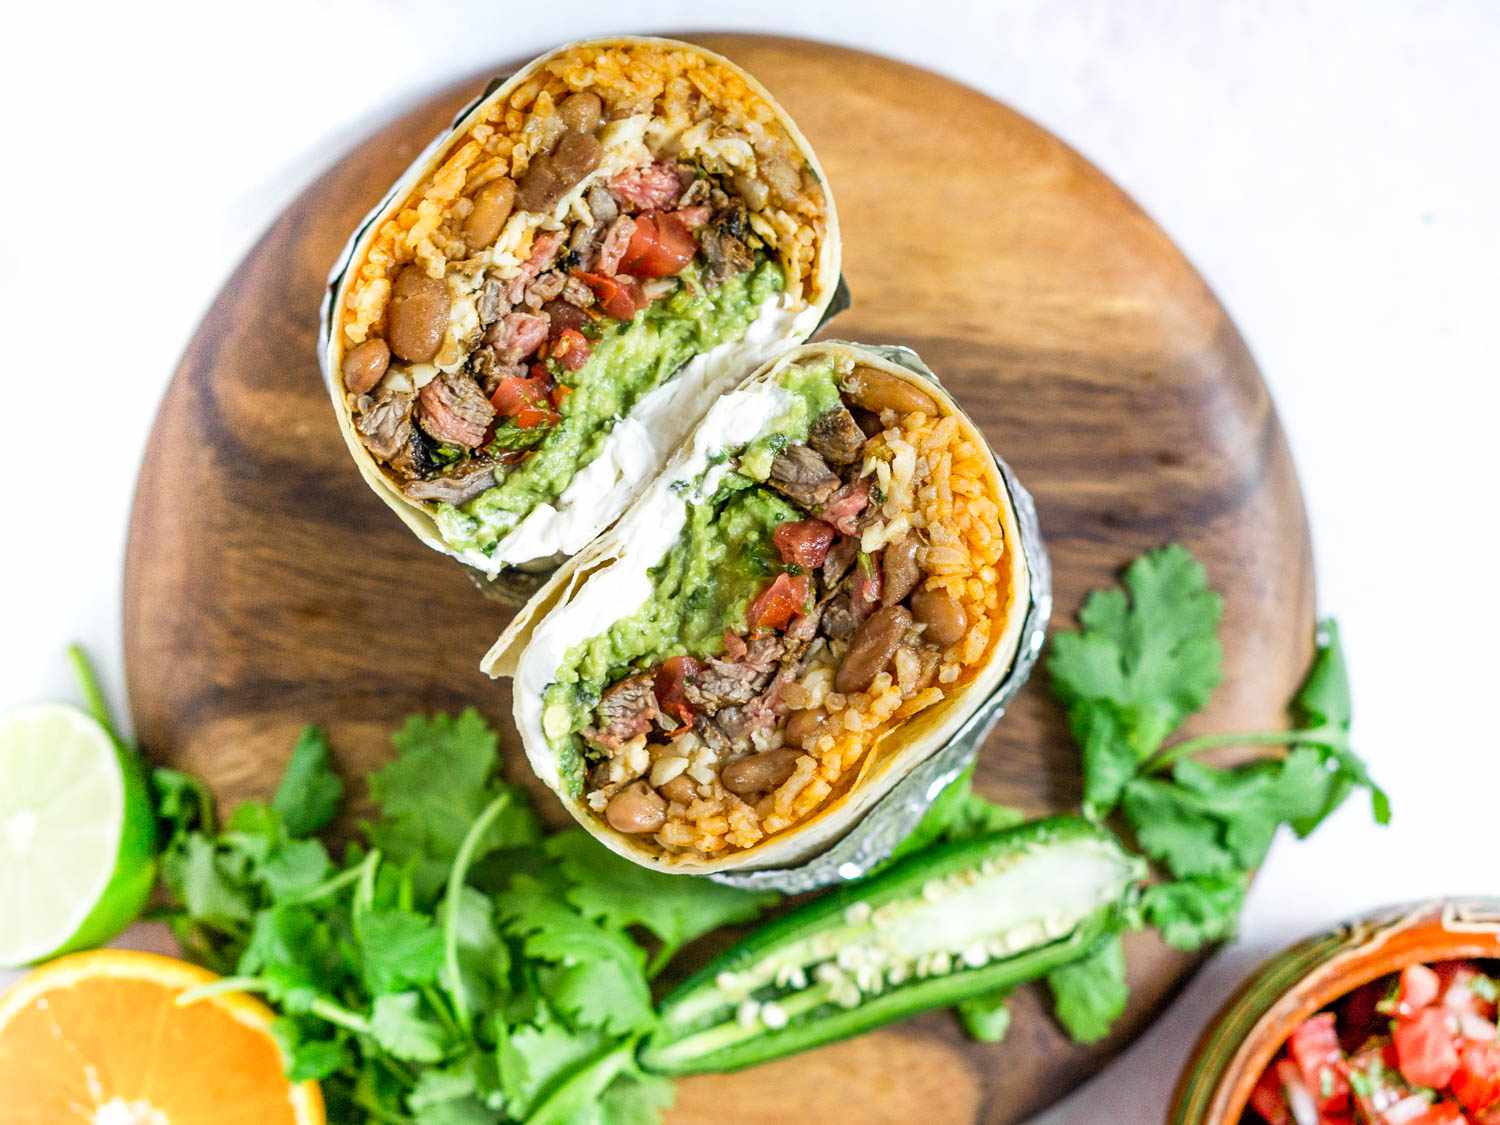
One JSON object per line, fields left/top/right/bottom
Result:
{"left": 153, "top": 709, "right": 776, "bottom": 1124}
{"left": 1038, "top": 544, "right": 1388, "bottom": 1041}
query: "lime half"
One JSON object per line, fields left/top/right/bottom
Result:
{"left": 0, "top": 703, "right": 156, "bottom": 967}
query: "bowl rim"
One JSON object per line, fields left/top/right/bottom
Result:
{"left": 1170, "top": 897, "right": 1500, "bottom": 1124}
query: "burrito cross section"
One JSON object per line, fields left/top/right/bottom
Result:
{"left": 487, "top": 343, "right": 1032, "bottom": 873}
{"left": 326, "top": 38, "right": 838, "bottom": 579}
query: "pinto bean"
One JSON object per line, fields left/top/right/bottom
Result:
{"left": 881, "top": 535, "right": 923, "bottom": 606}
{"left": 387, "top": 265, "right": 450, "bottom": 363}
{"left": 462, "top": 177, "right": 516, "bottom": 252}
{"left": 553, "top": 131, "right": 602, "bottom": 187}
{"left": 557, "top": 91, "right": 603, "bottom": 135}
{"left": 341, "top": 337, "right": 390, "bottom": 394}
{"left": 836, "top": 606, "right": 913, "bottom": 694}
{"left": 784, "top": 707, "right": 827, "bottom": 747}
{"left": 605, "top": 781, "right": 667, "bottom": 834}
{"left": 659, "top": 774, "right": 698, "bottom": 805}
{"left": 844, "top": 366, "right": 938, "bottom": 417}
{"left": 516, "top": 153, "right": 561, "bottom": 213}
{"left": 721, "top": 749, "right": 803, "bottom": 797}
{"left": 912, "top": 589, "right": 968, "bottom": 647}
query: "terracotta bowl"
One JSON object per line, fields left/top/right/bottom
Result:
{"left": 1170, "top": 899, "right": 1500, "bottom": 1124}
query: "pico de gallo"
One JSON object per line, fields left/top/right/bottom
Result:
{"left": 1248, "top": 960, "right": 1500, "bottom": 1125}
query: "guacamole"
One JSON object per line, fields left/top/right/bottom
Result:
{"left": 433, "top": 258, "right": 786, "bottom": 554}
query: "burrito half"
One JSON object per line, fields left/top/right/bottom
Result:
{"left": 323, "top": 37, "right": 841, "bottom": 580}
{"left": 483, "top": 342, "right": 1032, "bottom": 873}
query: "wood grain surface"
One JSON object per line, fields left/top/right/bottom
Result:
{"left": 123, "top": 35, "right": 1314, "bottom": 1124}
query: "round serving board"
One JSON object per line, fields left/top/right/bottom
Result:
{"left": 124, "top": 35, "right": 1313, "bottom": 1124}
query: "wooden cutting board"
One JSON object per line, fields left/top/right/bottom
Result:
{"left": 123, "top": 35, "right": 1313, "bottom": 1124}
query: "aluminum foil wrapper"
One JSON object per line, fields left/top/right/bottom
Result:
{"left": 318, "top": 76, "right": 852, "bottom": 610}
{"left": 711, "top": 344, "right": 1052, "bottom": 894}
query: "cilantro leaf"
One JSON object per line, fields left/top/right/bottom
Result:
{"left": 1049, "top": 545, "right": 1223, "bottom": 759}
{"left": 546, "top": 831, "right": 777, "bottom": 973}
{"left": 497, "top": 1018, "right": 610, "bottom": 1120}
{"left": 237, "top": 904, "right": 345, "bottom": 1012}
{"left": 1072, "top": 703, "right": 1137, "bottom": 819}
{"left": 152, "top": 766, "right": 217, "bottom": 839}
{"left": 364, "top": 710, "right": 541, "bottom": 901}
{"left": 270, "top": 1017, "right": 349, "bottom": 1082}
{"left": 358, "top": 909, "right": 445, "bottom": 994}
{"left": 273, "top": 726, "right": 344, "bottom": 837}
{"left": 1047, "top": 934, "right": 1129, "bottom": 1044}
{"left": 595, "top": 1069, "right": 676, "bottom": 1125}
{"left": 1139, "top": 874, "right": 1248, "bottom": 951}
{"left": 437, "top": 886, "right": 508, "bottom": 1018}
{"left": 1293, "top": 619, "right": 1389, "bottom": 825}
{"left": 496, "top": 882, "right": 655, "bottom": 1036}
{"left": 370, "top": 992, "right": 449, "bottom": 1063}
{"left": 260, "top": 838, "right": 333, "bottom": 900}
{"left": 955, "top": 989, "right": 1012, "bottom": 1042}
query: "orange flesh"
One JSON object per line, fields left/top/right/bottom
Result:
{"left": 0, "top": 951, "right": 321, "bottom": 1125}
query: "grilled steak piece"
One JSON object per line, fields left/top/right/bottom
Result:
{"left": 767, "top": 445, "right": 840, "bottom": 509}
{"left": 586, "top": 674, "right": 660, "bottom": 750}
{"left": 356, "top": 390, "right": 415, "bottom": 462}
{"left": 401, "top": 458, "right": 499, "bottom": 505}
{"left": 596, "top": 214, "right": 637, "bottom": 276}
{"left": 808, "top": 407, "right": 867, "bottom": 466}
{"left": 488, "top": 311, "right": 550, "bottom": 365}
{"left": 417, "top": 371, "right": 494, "bottom": 449}
{"left": 684, "top": 636, "right": 785, "bottom": 714}
{"left": 477, "top": 277, "right": 508, "bottom": 326}
{"left": 820, "top": 477, "right": 872, "bottom": 535}
{"left": 821, "top": 536, "right": 859, "bottom": 592}
{"left": 522, "top": 270, "right": 566, "bottom": 310}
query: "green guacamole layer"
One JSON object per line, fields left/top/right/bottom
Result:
{"left": 433, "top": 258, "right": 786, "bottom": 555}
{"left": 539, "top": 356, "right": 843, "bottom": 794}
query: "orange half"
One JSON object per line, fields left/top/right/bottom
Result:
{"left": 0, "top": 950, "right": 323, "bottom": 1124}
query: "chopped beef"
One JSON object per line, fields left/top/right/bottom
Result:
{"left": 808, "top": 407, "right": 867, "bottom": 466}
{"left": 356, "top": 390, "right": 414, "bottom": 462}
{"left": 821, "top": 536, "right": 858, "bottom": 591}
{"left": 567, "top": 220, "right": 605, "bottom": 270}
{"left": 561, "top": 275, "right": 595, "bottom": 308}
{"left": 786, "top": 602, "right": 823, "bottom": 644}
{"left": 417, "top": 371, "right": 494, "bottom": 449}
{"left": 487, "top": 312, "right": 550, "bottom": 365}
{"left": 820, "top": 592, "right": 860, "bottom": 640}
{"left": 586, "top": 674, "right": 660, "bottom": 750}
{"left": 522, "top": 270, "right": 566, "bottom": 310}
{"left": 767, "top": 445, "right": 840, "bottom": 509}
{"left": 852, "top": 407, "right": 884, "bottom": 438}
{"left": 389, "top": 419, "right": 440, "bottom": 479}
{"left": 596, "top": 214, "right": 637, "bottom": 276}
{"left": 542, "top": 299, "right": 589, "bottom": 337}
{"left": 505, "top": 232, "right": 563, "bottom": 304}
{"left": 401, "top": 458, "right": 499, "bottom": 505}
{"left": 609, "top": 161, "right": 684, "bottom": 210}
{"left": 674, "top": 204, "right": 711, "bottom": 229}
{"left": 820, "top": 476, "right": 872, "bottom": 535}
{"left": 701, "top": 226, "right": 754, "bottom": 283}
{"left": 477, "top": 277, "right": 508, "bottom": 326}
{"left": 679, "top": 175, "right": 710, "bottom": 208}
{"left": 684, "top": 635, "right": 784, "bottom": 713}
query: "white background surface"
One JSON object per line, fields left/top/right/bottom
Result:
{"left": 4, "top": 2, "right": 1499, "bottom": 1120}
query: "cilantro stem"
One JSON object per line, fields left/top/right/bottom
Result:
{"left": 442, "top": 790, "right": 511, "bottom": 1034}
{"left": 67, "top": 643, "right": 120, "bottom": 744}
{"left": 288, "top": 850, "right": 379, "bottom": 906}
{"left": 176, "top": 978, "right": 373, "bottom": 1036}
{"left": 1144, "top": 725, "right": 1349, "bottom": 774}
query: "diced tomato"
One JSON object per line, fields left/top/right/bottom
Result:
{"left": 490, "top": 374, "right": 559, "bottom": 429}
{"left": 1400, "top": 1101, "right": 1469, "bottom": 1125}
{"left": 747, "top": 573, "right": 811, "bottom": 632}
{"left": 772, "top": 519, "right": 837, "bottom": 570}
{"left": 1289, "top": 1013, "right": 1350, "bottom": 1113}
{"left": 850, "top": 553, "right": 881, "bottom": 616}
{"left": 552, "top": 327, "right": 591, "bottom": 372}
{"left": 1250, "top": 1058, "right": 1292, "bottom": 1125}
{"left": 576, "top": 271, "right": 646, "bottom": 320}
{"left": 654, "top": 655, "right": 700, "bottom": 729}
{"left": 1454, "top": 1041, "right": 1500, "bottom": 1113}
{"left": 1400, "top": 965, "right": 1444, "bottom": 1017}
{"left": 1274, "top": 1059, "right": 1322, "bottom": 1125}
{"left": 1438, "top": 963, "right": 1498, "bottom": 1022}
{"left": 618, "top": 211, "right": 698, "bottom": 278}
{"left": 1396, "top": 1007, "right": 1462, "bottom": 1090}
{"left": 550, "top": 383, "right": 573, "bottom": 410}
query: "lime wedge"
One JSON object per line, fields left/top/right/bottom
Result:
{"left": 0, "top": 702, "right": 156, "bottom": 967}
